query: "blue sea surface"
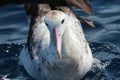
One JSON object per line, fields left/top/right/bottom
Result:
{"left": 0, "top": 0, "right": 120, "bottom": 80}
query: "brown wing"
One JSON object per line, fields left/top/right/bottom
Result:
{"left": 24, "top": 0, "right": 94, "bottom": 15}
{"left": 65, "top": 0, "right": 94, "bottom": 14}
{"left": 1, "top": 0, "right": 93, "bottom": 15}
{"left": 26, "top": 4, "right": 51, "bottom": 60}
{"left": 24, "top": 0, "right": 94, "bottom": 27}
{"left": 24, "top": 3, "right": 32, "bottom": 16}
{"left": 77, "top": 16, "right": 95, "bottom": 28}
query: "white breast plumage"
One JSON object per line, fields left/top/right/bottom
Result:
{"left": 19, "top": 10, "right": 94, "bottom": 80}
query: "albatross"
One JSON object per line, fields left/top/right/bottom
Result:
{"left": 19, "top": 10, "right": 93, "bottom": 80}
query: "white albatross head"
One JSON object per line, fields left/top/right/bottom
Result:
{"left": 44, "top": 10, "right": 67, "bottom": 59}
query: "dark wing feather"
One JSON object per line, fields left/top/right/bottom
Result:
{"left": 64, "top": 0, "right": 94, "bottom": 14}
{"left": 24, "top": 0, "right": 94, "bottom": 15}
{"left": 24, "top": 0, "right": 95, "bottom": 27}
{"left": 26, "top": 4, "right": 51, "bottom": 60}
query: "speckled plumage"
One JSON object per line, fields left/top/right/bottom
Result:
{"left": 19, "top": 10, "right": 93, "bottom": 80}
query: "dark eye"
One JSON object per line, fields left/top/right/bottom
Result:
{"left": 45, "top": 22, "right": 48, "bottom": 26}
{"left": 61, "top": 19, "right": 65, "bottom": 24}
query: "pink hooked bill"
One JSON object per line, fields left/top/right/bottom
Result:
{"left": 53, "top": 27, "right": 62, "bottom": 59}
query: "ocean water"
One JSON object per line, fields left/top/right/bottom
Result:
{"left": 0, "top": 0, "right": 120, "bottom": 80}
